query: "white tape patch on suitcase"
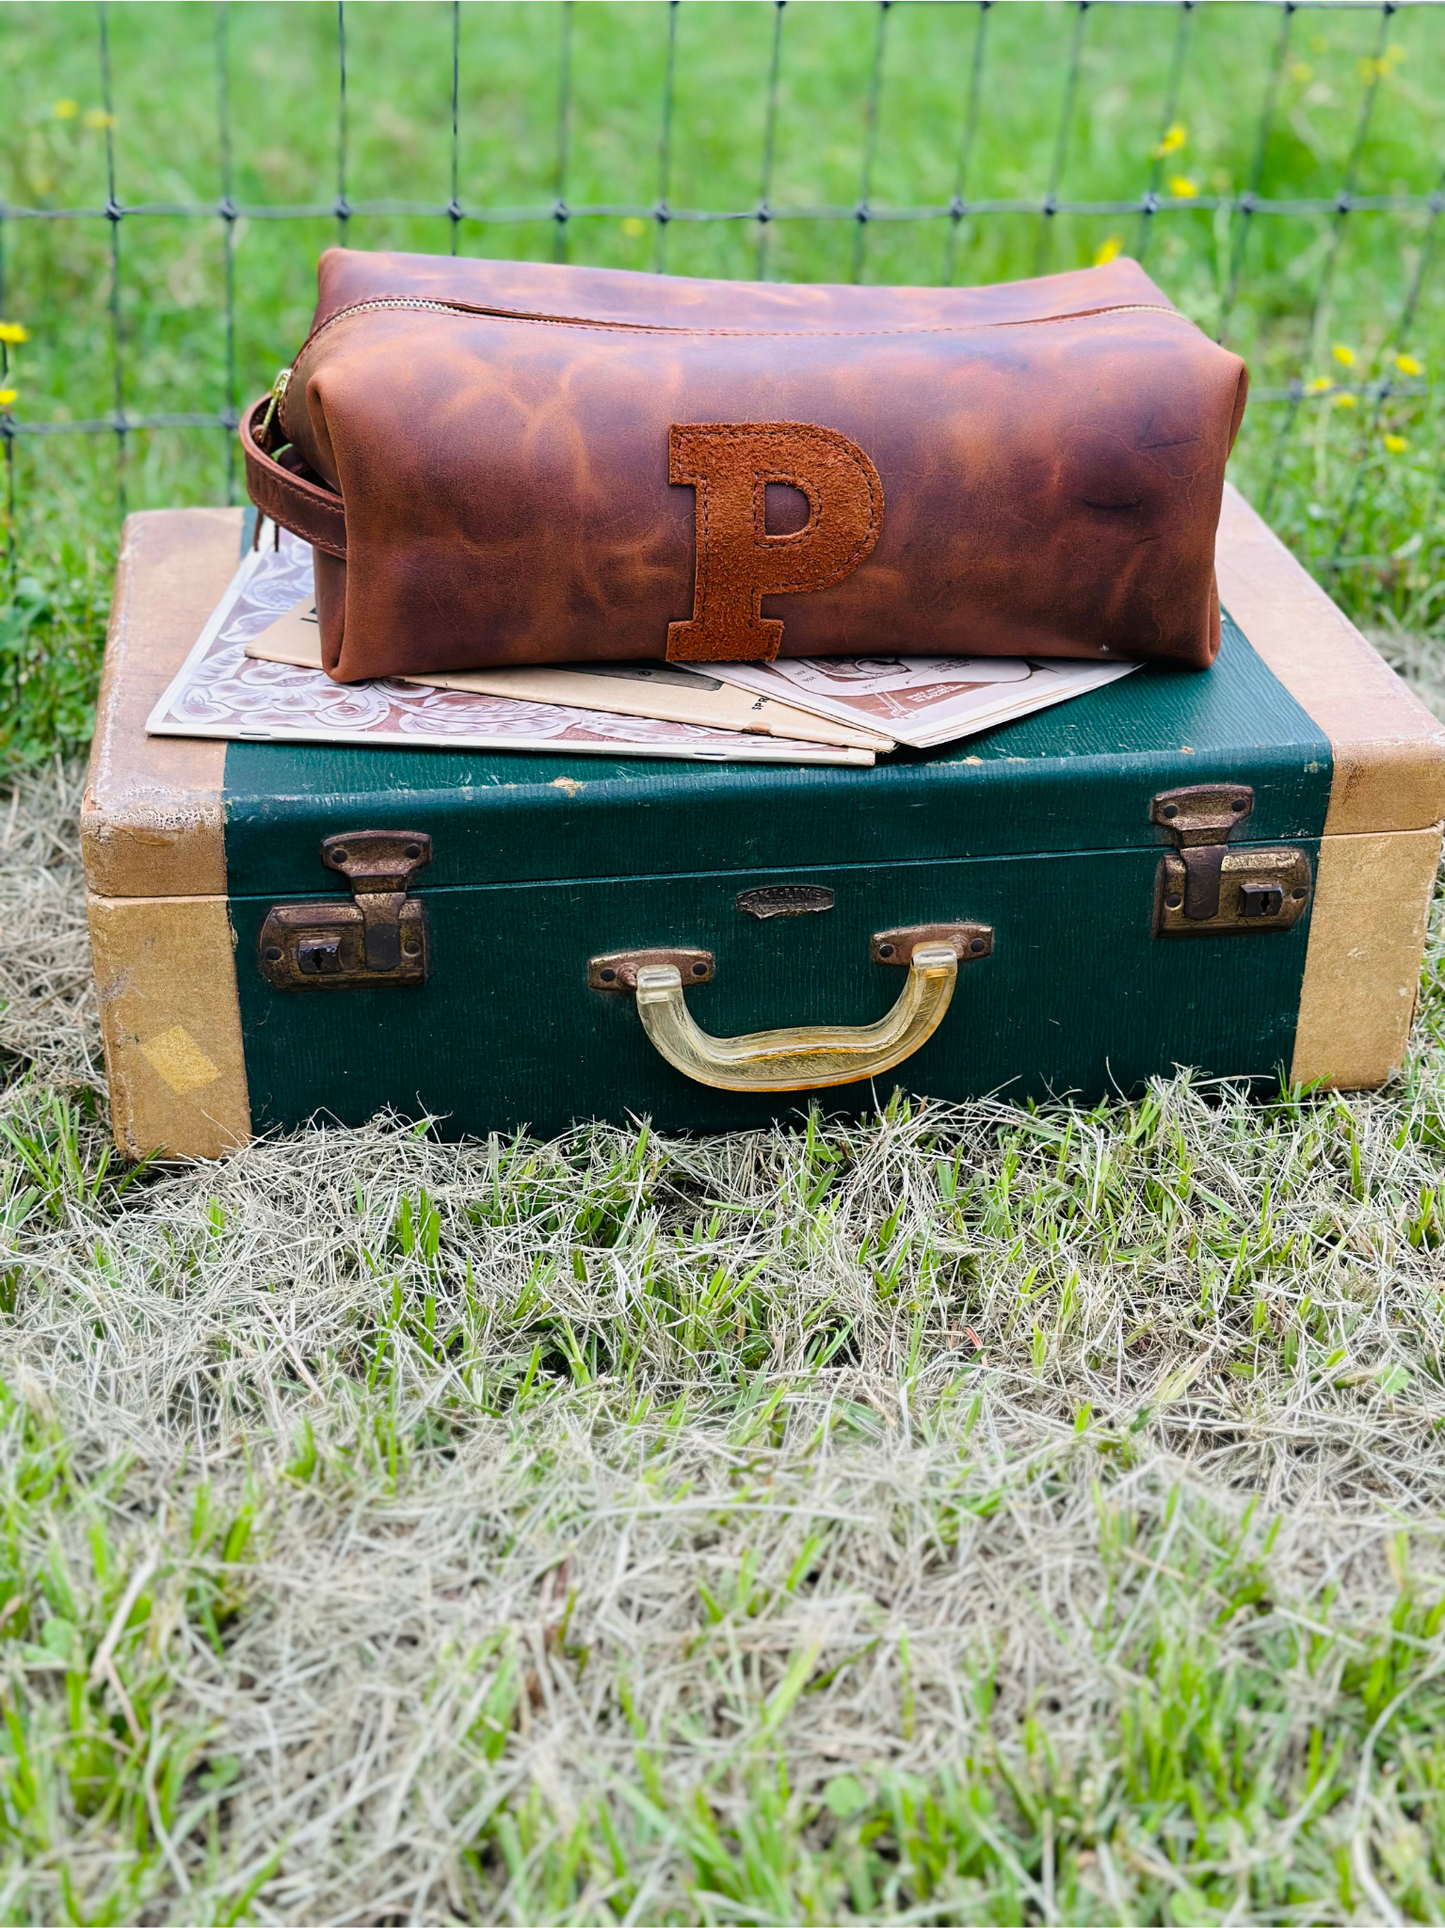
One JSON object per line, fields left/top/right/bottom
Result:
{"left": 139, "top": 1026, "right": 221, "bottom": 1095}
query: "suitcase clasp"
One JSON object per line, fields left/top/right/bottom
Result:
{"left": 1151, "top": 785, "right": 1312, "bottom": 937}
{"left": 259, "top": 830, "right": 431, "bottom": 989}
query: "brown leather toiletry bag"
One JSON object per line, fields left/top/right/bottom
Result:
{"left": 242, "top": 250, "right": 1248, "bottom": 684}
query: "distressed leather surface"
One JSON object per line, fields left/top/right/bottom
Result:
{"left": 242, "top": 250, "right": 1248, "bottom": 683}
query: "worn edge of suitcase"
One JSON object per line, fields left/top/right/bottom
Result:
{"left": 81, "top": 487, "right": 1445, "bottom": 1159}
{"left": 1212, "top": 488, "right": 1445, "bottom": 1089}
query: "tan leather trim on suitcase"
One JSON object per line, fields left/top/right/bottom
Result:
{"left": 82, "top": 508, "right": 242, "bottom": 899}
{"left": 87, "top": 891, "right": 251, "bottom": 1160}
{"left": 1291, "top": 825, "right": 1441, "bottom": 1091}
{"left": 1217, "top": 486, "right": 1445, "bottom": 837}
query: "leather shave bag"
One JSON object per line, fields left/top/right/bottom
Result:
{"left": 242, "top": 250, "right": 1248, "bottom": 683}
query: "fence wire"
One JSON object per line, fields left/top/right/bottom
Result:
{"left": 0, "top": 0, "right": 1441, "bottom": 579}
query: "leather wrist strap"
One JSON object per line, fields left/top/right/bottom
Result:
{"left": 239, "top": 392, "right": 348, "bottom": 559}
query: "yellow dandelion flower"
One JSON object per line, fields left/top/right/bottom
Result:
{"left": 1331, "top": 343, "right": 1355, "bottom": 367}
{"left": 0, "top": 389, "right": 16, "bottom": 409}
{"left": 1333, "top": 391, "right": 1357, "bottom": 409}
{"left": 620, "top": 216, "right": 646, "bottom": 239}
{"left": 52, "top": 98, "right": 78, "bottom": 119}
{"left": 1291, "top": 62, "right": 1313, "bottom": 84}
{"left": 0, "top": 321, "right": 29, "bottom": 346}
{"left": 1305, "top": 376, "right": 1334, "bottom": 394}
{"left": 1395, "top": 353, "right": 1423, "bottom": 377}
{"left": 1384, "top": 434, "right": 1408, "bottom": 454}
{"left": 82, "top": 108, "right": 114, "bottom": 131}
{"left": 1093, "top": 234, "right": 1123, "bottom": 267}
{"left": 1168, "top": 176, "right": 1197, "bottom": 199}
{"left": 1151, "top": 122, "right": 1186, "bottom": 160}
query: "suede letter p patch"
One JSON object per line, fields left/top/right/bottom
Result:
{"left": 666, "top": 422, "right": 883, "bottom": 662}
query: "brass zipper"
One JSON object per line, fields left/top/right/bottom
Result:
{"left": 273, "top": 294, "right": 1192, "bottom": 439}
{"left": 275, "top": 299, "right": 471, "bottom": 437}
{"left": 257, "top": 364, "right": 292, "bottom": 443}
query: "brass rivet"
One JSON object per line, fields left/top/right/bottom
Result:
{"left": 692, "top": 961, "right": 708, "bottom": 976}
{"left": 1292, "top": 887, "right": 1307, "bottom": 900}
{"left": 1161, "top": 804, "right": 1178, "bottom": 820}
{"left": 1232, "top": 797, "right": 1248, "bottom": 812}
{"left": 878, "top": 943, "right": 895, "bottom": 958}
{"left": 970, "top": 937, "right": 986, "bottom": 954}
{"left": 404, "top": 843, "right": 421, "bottom": 860}
{"left": 264, "top": 945, "right": 282, "bottom": 961}
{"left": 600, "top": 967, "right": 617, "bottom": 982}
{"left": 1165, "top": 894, "right": 1183, "bottom": 910}
{"left": 332, "top": 848, "right": 347, "bottom": 864}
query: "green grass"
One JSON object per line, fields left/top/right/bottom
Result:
{"left": 1, "top": 768, "right": 1445, "bottom": 1920}
{"left": 3, "top": 6, "right": 1445, "bottom": 1916}
{"left": 2, "top": 0, "right": 1445, "bottom": 766}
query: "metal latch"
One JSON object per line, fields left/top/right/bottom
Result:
{"left": 259, "top": 830, "right": 431, "bottom": 989}
{"left": 1151, "top": 785, "right": 1312, "bottom": 938}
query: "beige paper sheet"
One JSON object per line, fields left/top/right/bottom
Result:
{"left": 245, "top": 600, "right": 893, "bottom": 752}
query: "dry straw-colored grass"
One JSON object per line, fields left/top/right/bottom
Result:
{"left": 1, "top": 757, "right": 1445, "bottom": 1923}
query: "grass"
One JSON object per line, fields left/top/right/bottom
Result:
{"left": 2, "top": 4, "right": 1445, "bottom": 1918}
{"left": 2, "top": 0, "right": 1445, "bottom": 766}
{"left": 1, "top": 755, "right": 1445, "bottom": 1920}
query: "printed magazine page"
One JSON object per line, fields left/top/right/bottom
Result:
{"left": 707, "top": 653, "right": 1137, "bottom": 749}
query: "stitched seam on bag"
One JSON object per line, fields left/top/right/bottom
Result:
{"left": 253, "top": 463, "right": 341, "bottom": 510}
{"left": 245, "top": 466, "right": 345, "bottom": 534}
{"left": 244, "top": 401, "right": 346, "bottom": 546}
{"left": 755, "top": 469, "right": 821, "bottom": 548}
{"left": 289, "top": 295, "right": 1191, "bottom": 361}
{"left": 279, "top": 297, "right": 1195, "bottom": 439}
{"left": 706, "top": 424, "right": 882, "bottom": 587}
{"left": 245, "top": 459, "right": 346, "bottom": 555}
{"left": 668, "top": 422, "right": 883, "bottom": 662}
{"left": 687, "top": 424, "right": 882, "bottom": 593}
{"left": 244, "top": 447, "right": 340, "bottom": 510}
{"left": 259, "top": 504, "right": 344, "bottom": 555}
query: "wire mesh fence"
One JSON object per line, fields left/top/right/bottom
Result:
{"left": 1, "top": 0, "right": 1442, "bottom": 634}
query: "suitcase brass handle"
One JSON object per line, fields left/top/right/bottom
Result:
{"left": 635, "top": 943, "right": 958, "bottom": 1092}
{"left": 594, "top": 937, "right": 975, "bottom": 1093}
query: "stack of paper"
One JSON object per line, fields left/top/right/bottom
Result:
{"left": 242, "top": 594, "right": 891, "bottom": 753}
{"left": 147, "top": 523, "right": 1136, "bottom": 764}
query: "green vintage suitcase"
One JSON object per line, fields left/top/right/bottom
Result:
{"left": 85, "top": 490, "right": 1445, "bottom": 1158}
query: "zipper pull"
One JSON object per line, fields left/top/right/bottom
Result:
{"left": 258, "top": 365, "right": 291, "bottom": 444}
